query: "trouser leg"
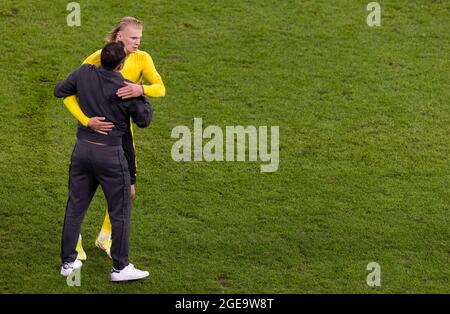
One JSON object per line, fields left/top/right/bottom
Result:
{"left": 95, "top": 147, "right": 131, "bottom": 270}
{"left": 61, "top": 143, "right": 98, "bottom": 264}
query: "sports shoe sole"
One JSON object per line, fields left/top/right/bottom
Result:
{"left": 111, "top": 272, "right": 149, "bottom": 282}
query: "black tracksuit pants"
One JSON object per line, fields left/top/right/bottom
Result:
{"left": 61, "top": 140, "right": 131, "bottom": 270}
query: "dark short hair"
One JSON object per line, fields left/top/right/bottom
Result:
{"left": 101, "top": 42, "right": 126, "bottom": 70}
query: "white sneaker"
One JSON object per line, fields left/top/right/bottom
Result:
{"left": 111, "top": 263, "right": 149, "bottom": 282}
{"left": 60, "top": 260, "right": 83, "bottom": 277}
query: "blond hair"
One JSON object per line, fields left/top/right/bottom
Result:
{"left": 105, "top": 16, "right": 143, "bottom": 43}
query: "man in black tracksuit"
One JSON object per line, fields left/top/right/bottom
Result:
{"left": 54, "top": 42, "right": 152, "bottom": 281}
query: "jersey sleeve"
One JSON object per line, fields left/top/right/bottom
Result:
{"left": 63, "top": 95, "right": 90, "bottom": 127}
{"left": 140, "top": 51, "right": 166, "bottom": 98}
{"left": 83, "top": 49, "right": 102, "bottom": 66}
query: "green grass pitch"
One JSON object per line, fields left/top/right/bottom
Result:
{"left": 0, "top": 0, "right": 450, "bottom": 293}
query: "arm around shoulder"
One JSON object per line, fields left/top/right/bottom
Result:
{"left": 54, "top": 67, "right": 80, "bottom": 98}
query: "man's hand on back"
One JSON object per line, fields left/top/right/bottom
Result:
{"left": 116, "top": 82, "right": 144, "bottom": 99}
{"left": 88, "top": 117, "right": 114, "bottom": 135}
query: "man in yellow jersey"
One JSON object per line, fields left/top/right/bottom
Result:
{"left": 63, "top": 17, "right": 165, "bottom": 260}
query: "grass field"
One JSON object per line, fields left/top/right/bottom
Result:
{"left": 1, "top": 0, "right": 450, "bottom": 293}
